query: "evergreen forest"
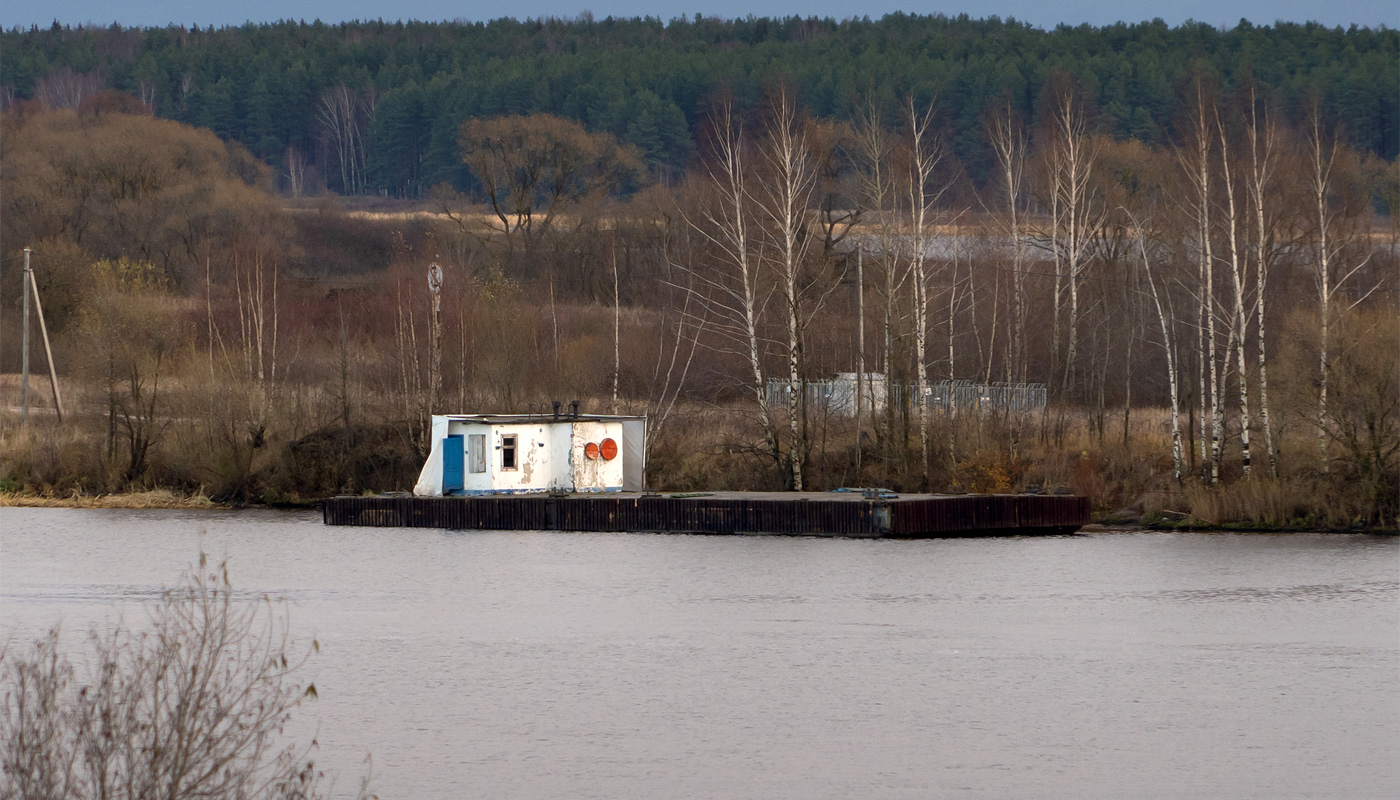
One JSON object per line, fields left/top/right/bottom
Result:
{"left": 3, "top": 15, "right": 1396, "bottom": 196}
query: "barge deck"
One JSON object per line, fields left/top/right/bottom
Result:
{"left": 321, "top": 491, "right": 1090, "bottom": 538}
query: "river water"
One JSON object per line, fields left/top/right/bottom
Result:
{"left": 2, "top": 508, "right": 1396, "bottom": 799}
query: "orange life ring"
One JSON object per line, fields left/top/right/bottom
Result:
{"left": 600, "top": 438, "right": 618, "bottom": 460}
{"left": 584, "top": 442, "right": 600, "bottom": 459}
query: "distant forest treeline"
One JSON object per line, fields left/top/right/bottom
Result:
{"left": 2, "top": 15, "right": 1396, "bottom": 196}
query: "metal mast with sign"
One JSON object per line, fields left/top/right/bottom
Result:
{"left": 428, "top": 262, "right": 443, "bottom": 407}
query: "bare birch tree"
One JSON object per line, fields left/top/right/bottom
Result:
{"left": 1244, "top": 88, "right": 1281, "bottom": 477}
{"left": 854, "top": 103, "right": 905, "bottom": 477}
{"left": 1041, "top": 87, "right": 1102, "bottom": 444}
{"left": 284, "top": 146, "right": 308, "bottom": 198}
{"left": 233, "top": 252, "right": 280, "bottom": 441}
{"left": 1216, "top": 116, "right": 1253, "bottom": 478}
{"left": 988, "top": 101, "right": 1029, "bottom": 384}
{"left": 679, "top": 100, "right": 783, "bottom": 478}
{"left": 1304, "top": 105, "right": 1376, "bottom": 474}
{"left": 137, "top": 79, "right": 158, "bottom": 114}
{"left": 647, "top": 215, "right": 703, "bottom": 448}
{"left": 904, "top": 98, "right": 948, "bottom": 484}
{"left": 317, "top": 85, "right": 370, "bottom": 194}
{"left": 1128, "top": 211, "right": 1185, "bottom": 481}
{"left": 33, "top": 68, "right": 101, "bottom": 109}
{"left": 756, "top": 87, "right": 819, "bottom": 490}
{"left": 1177, "top": 78, "right": 1224, "bottom": 482}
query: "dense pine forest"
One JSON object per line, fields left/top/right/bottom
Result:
{"left": 1, "top": 15, "right": 1397, "bottom": 527}
{"left": 2, "top": 15, "right": 1396, "bottom": 195}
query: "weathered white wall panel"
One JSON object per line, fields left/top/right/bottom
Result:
{"left": 570, "top": 419, "right": 626, "bottom": 491}
{"left": 414, "top": 414, "right": 645, "bottom": 496}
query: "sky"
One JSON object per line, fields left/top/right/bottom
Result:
{"left": 4, "top": 0, "right": 1396, "bottom": 31}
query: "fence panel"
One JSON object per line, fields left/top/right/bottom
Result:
{"left": 766, "top": 378, "right": 1045, "bottom": 415}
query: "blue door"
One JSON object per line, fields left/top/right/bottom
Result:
{"left": 443, "top": 434, "right": 465, "bottom": 493}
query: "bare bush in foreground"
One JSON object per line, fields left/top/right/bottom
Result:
{"left": 1, "top": 555, "right": 370, "bottom": 800}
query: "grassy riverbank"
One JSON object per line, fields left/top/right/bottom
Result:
{"left": 1137, "top": 517, "right": 1398, "bottom": 534}
{"left": 3, "top": 401, "right": 1396, "bottom": 532}
{"left": 0, "top": 488, "right": 224, "bottom": 509}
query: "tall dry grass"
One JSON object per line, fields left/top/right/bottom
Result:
{"left": 2, "top": 388, "right": 1393, "bottom": 528}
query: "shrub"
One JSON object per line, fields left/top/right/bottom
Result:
{"left": 0, "top": 554, "right": 372, "bottom": 800}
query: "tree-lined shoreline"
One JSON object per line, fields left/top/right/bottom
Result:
{"left": 1, "top": 15, "right": 1396, "bottom": 529}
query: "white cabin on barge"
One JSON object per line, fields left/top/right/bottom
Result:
{"left": 413, "top": 412, "right": 646, "bottom": 496}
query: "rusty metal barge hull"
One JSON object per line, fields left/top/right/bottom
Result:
{"left": 321, "top": 491, "right": 1090, "bottom": 538}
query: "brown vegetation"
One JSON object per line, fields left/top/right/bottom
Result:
{"left": 1, "top": 93, "right": 1395, "bottom": 527}
{"left": 0, "top": 555, "right": 370, "bottom": 798}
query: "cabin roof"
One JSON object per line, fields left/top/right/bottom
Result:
{"left": 436, "top": 413, "right": 646, "bottom": 425}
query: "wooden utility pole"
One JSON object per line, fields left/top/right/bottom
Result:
{"left": 428, "top": 262, "right": 443, "bottom": 408}
{"left": 18, "top": 248, "right": 64, "bottom": 422}
{"left": 29, "top": 258, "right": 64, "bottom": 422}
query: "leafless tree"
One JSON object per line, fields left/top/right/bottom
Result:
{"left": 1313, "top": 310, "right": 1400, "bottom": 523}
{"left": 137, "top": 79, "right": 158, "bottom": 114}
{"left": 678, "top": 100, "right": 783, "bottom": 478}
{"left": 1244, "top": 87, "right": 1282, "bottom": 477}
{"left": 1304, "top": 105, "right": 1376, "bottom": 474}
{"left": 233, "top": 252, "right": 281, "bottom": 436}
{"left": 33, "top": 68, "right": 102, "bottom": 109}
{"left": 317, "top": 85, "right": 371, "bottom": 194}
{"left": 1216, "top": 114, "right": 1253, "bottom": 478}
{"left": 612, "top": 237, "right": 622, "bottom": 414}
{"left": 854, "top": 103, "right": 906, "bottom": 478}
{"left": 173, "top": 73, "right": 196, "bottom": 115}
{"left": 284, "top": 146, "right": 308, "bottom": 198}
{"left": 1129, "top": 209, "right": 1185, "bottom": 480}
{"left": 1177, "top": 78, "right": 1224, "bottom": 482}
{"left": 903, "top": 97, "right": 948, "bottom": 484}
{"left": 988, "top": 100, "right": 1030, "bottom": 384}
{"left": 1, "top": 554, "right": 371, "bottom": 800}
{"left": 1040, "top": 87, "right": 1102, "bottom": 444}
{"left": 756, "top": 87, "right": 820, "bottom": 490}
{"left": 645, "top": 212, "right": 703, "bottom": 449}
{"left": 78, "top": 258, "right": 183, "bottom": 484}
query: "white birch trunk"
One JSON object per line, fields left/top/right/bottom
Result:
{"left": 612, "top": 238, "right": 621, "bottom": 415}
{"left": 682, "top": 102, "right": 781, "bottom": 472}
{"left": 1308, "top": 112, "right": 1334, "bottom": 474}
{"left": 758, "top": 89, "right": 817, "bottom": 491}
{"left": 1135, "top": 221, "right": 1184, "bottom": 480}
{"left": 855, "top": 105, "right": 903, "bottom": 477}
{"left": 906, "top": 99, "right": 943, "bottom": 486}
{"left": 1246, "top": 92, "right": 1279, "bottom": 478}
{"left": 1217, "top": 119, "right": 1252, "bottom": 478}
{"left": 1179, "top": 83, "right": 1219, "bottom": 482}
{"left": 855, "top": 249, "right": 865, "bottom": 471}
{"left": 1046, "top": 91, "right": 1099, "bottom": 444}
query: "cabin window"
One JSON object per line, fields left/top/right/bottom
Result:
{"left": 501, "top": 435, "right": 517, "bottom": 470}
{"left": 468, "top": 434, "right": 486, "bottom": 473}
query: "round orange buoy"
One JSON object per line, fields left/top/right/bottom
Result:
{"left": 600, "top": 438, "right": 618, "bottom": 460}
{"left": 584, "top": 442, "right": 600, "bottom": 460}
